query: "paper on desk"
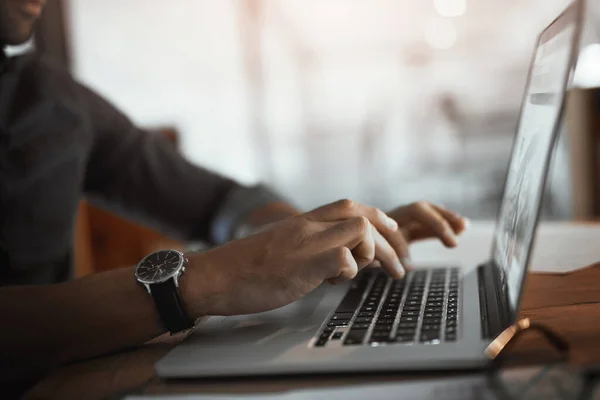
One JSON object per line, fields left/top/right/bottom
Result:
{"left": 410, "top": 221, "right": 600, "bottom": 274}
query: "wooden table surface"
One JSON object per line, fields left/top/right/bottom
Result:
{"left": 25, "top": 264, "right": 600, "bottom": 400}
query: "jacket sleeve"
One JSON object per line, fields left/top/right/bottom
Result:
{"left": 80, "top": 84, "right": 284, "bottom": 244}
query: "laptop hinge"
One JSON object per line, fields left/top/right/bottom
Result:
{"left": 477, "top": 263, "right": 509, "bottom": 339}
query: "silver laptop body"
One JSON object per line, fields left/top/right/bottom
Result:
{"left": 157, "top": 1, "right": 583, "bottom": 378}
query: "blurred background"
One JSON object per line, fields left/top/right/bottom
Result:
{"left": 28, "top": 0, "right": 600, "bottom": 273}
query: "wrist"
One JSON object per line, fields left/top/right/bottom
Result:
{"left": 179, "top": 249, "right": 228, "bottom": 318}
{"left": 233, "top": 202, "right": 300, "bottom": 240}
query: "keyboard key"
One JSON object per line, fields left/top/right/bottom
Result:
{"left": 420, "top": 332, "right": 441, "bottom": 343}
{"left": 446, "top": 333, "right": 457, "bottom": 341}
{"left": 331, "top": 312, "right": 354, "bottom": 320}
{"left": 427, "top": 297, "right": 443, "bottom": 302}
{"left": 352, "top": 323, "right": 370, "bottom": 330}
{"left": 358, "top": 311, "right": 375, "bottom": 317}
{"left": 331, "top": 332, "right": 343, "bottom": 340}
{"left": 399, "top": 316, "right": 418, "bottom": 322}
{"left": 445, "top": 326, "right": 457, "bottom": 334}
{"left": 328, "top": 320, "right": 350, "bottom": 327}
{"left": 402, "top": 310, "right": 419, "bottom": 316}
{"left": 429, "top": 286, "right": 445, "bottom": 291}
{"left": 336, "top": 288, "right": 366, "bottom": 313}
{"left": 373, "top": 326, "right": 392, "bottom": 333}
{"left": 396, "top": 329, "right": 416, "bottom": 336}
{"left": 380, "top": 313, "right": 396, "bottom": 319}
{"left": 375, "top": 319, "right": 395, "bottom": 325}
{"left": 398, "top": 322, "right": 418, "bottom": 329}
{"left": 361, "top": 306, "right": 376, "bottom": 312}
{"left": 329, "top": 318, "right": 351, "bottom": 324}
{"left": 323, "top": 327, "right": 334, "bottom": 334}
{"left": 421, "top": 324, "right": 440, "bottom": 332}
{"left": 344, "top": 329, "right": 368, "bottom": 345}
{"left": 354, "top": 317, "right": 373, "bottom": 324}
{"left": 427, "top": 292, "right": 445, "bottom": 298}
{"left": 315, "top": 337, "right": 328, "bottom": 346}
{"left": 446, "top": 320, "right": 457, "bottom": 327}
{"left": 370, "top": 330, "right": 391, "bottom": 338}
{"left": 395, "top": 336, "right": 415, "bottom": 343}
{"left": 371, "top": 327, "right": 391, "bottom": 336}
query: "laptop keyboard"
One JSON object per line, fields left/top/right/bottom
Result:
{"left": 313, "top": 267, "right": 460, "bottom": 347}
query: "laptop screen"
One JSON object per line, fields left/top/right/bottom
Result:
{"left": 491, "top": 3, "right": 581, "bottom": 320}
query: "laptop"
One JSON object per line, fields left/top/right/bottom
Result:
{"left": 157, "top": 1, "right": 584, "bottom": 378}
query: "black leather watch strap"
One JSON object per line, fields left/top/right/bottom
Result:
{"left": 149, "top": 278, "right": 195, "bottom": 334}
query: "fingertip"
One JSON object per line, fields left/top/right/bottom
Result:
{"left": 444, "top": 229, "right": 458, "bottom": 247}
{"left": 461, "top": 218, "right": 471, "bottom": 233}
{"left": 396, "top": 267, "right": 406, "bottom": 279}
{"left": 399, "top": 257, "right": 413, "bottom": 274}
{"left": 389, "top": 267, "right": 405, "bottom": 280}
{"left": 381, "top": 259, "right": 406, "bottom": 279}
{"left": 386, "top": 216, "right": 398, "bottom": 231}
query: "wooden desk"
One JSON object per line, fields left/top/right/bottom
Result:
{"left": 26, "top": 265, "right": 600, "bottom": 400}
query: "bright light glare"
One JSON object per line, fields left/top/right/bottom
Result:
{"left": 424, "top": 18, "right": 457, "bottom": 50}
{"left": 573, "top": 44, "right": 600, "bottom": 88}
{"left": 433, "top": 0, "right": 466, "bottom": 17}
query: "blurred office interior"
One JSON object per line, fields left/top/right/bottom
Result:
{"left": 30, "top": 0, "right": 600, "bottom": 273}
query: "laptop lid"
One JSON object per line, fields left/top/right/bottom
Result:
{"left": 488, "top": 1, "right": 584, "bottom": 325}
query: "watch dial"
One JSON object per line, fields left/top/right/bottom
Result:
{"left": 136, "top": 250, "right": 182, "bottom": 283}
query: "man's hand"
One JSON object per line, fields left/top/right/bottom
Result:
{"left": 305, "top": 200, "right": 468, "bottom": 277}
{"left": 183, "top": 199, "right": 402, "bottom": 316}
{"left": 386, "top": 201, "right": 469, "bottom": 270}
{"left": 182, "top": 199, "right": 467, "bottom": 317}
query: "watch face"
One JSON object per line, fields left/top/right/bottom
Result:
{"left": 136, "top": 250, "right": 183, "bottom": 284}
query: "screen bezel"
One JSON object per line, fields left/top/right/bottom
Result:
{"left": 487, "top": 0, "right": 584, "bottom": 325}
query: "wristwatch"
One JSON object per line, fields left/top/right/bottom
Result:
{"left": 135, "top": 249, "right": 195, "bottom": 334}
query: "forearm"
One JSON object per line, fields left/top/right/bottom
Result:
{"left": 0, "top": 265, "right": 184, "bottom": 380}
